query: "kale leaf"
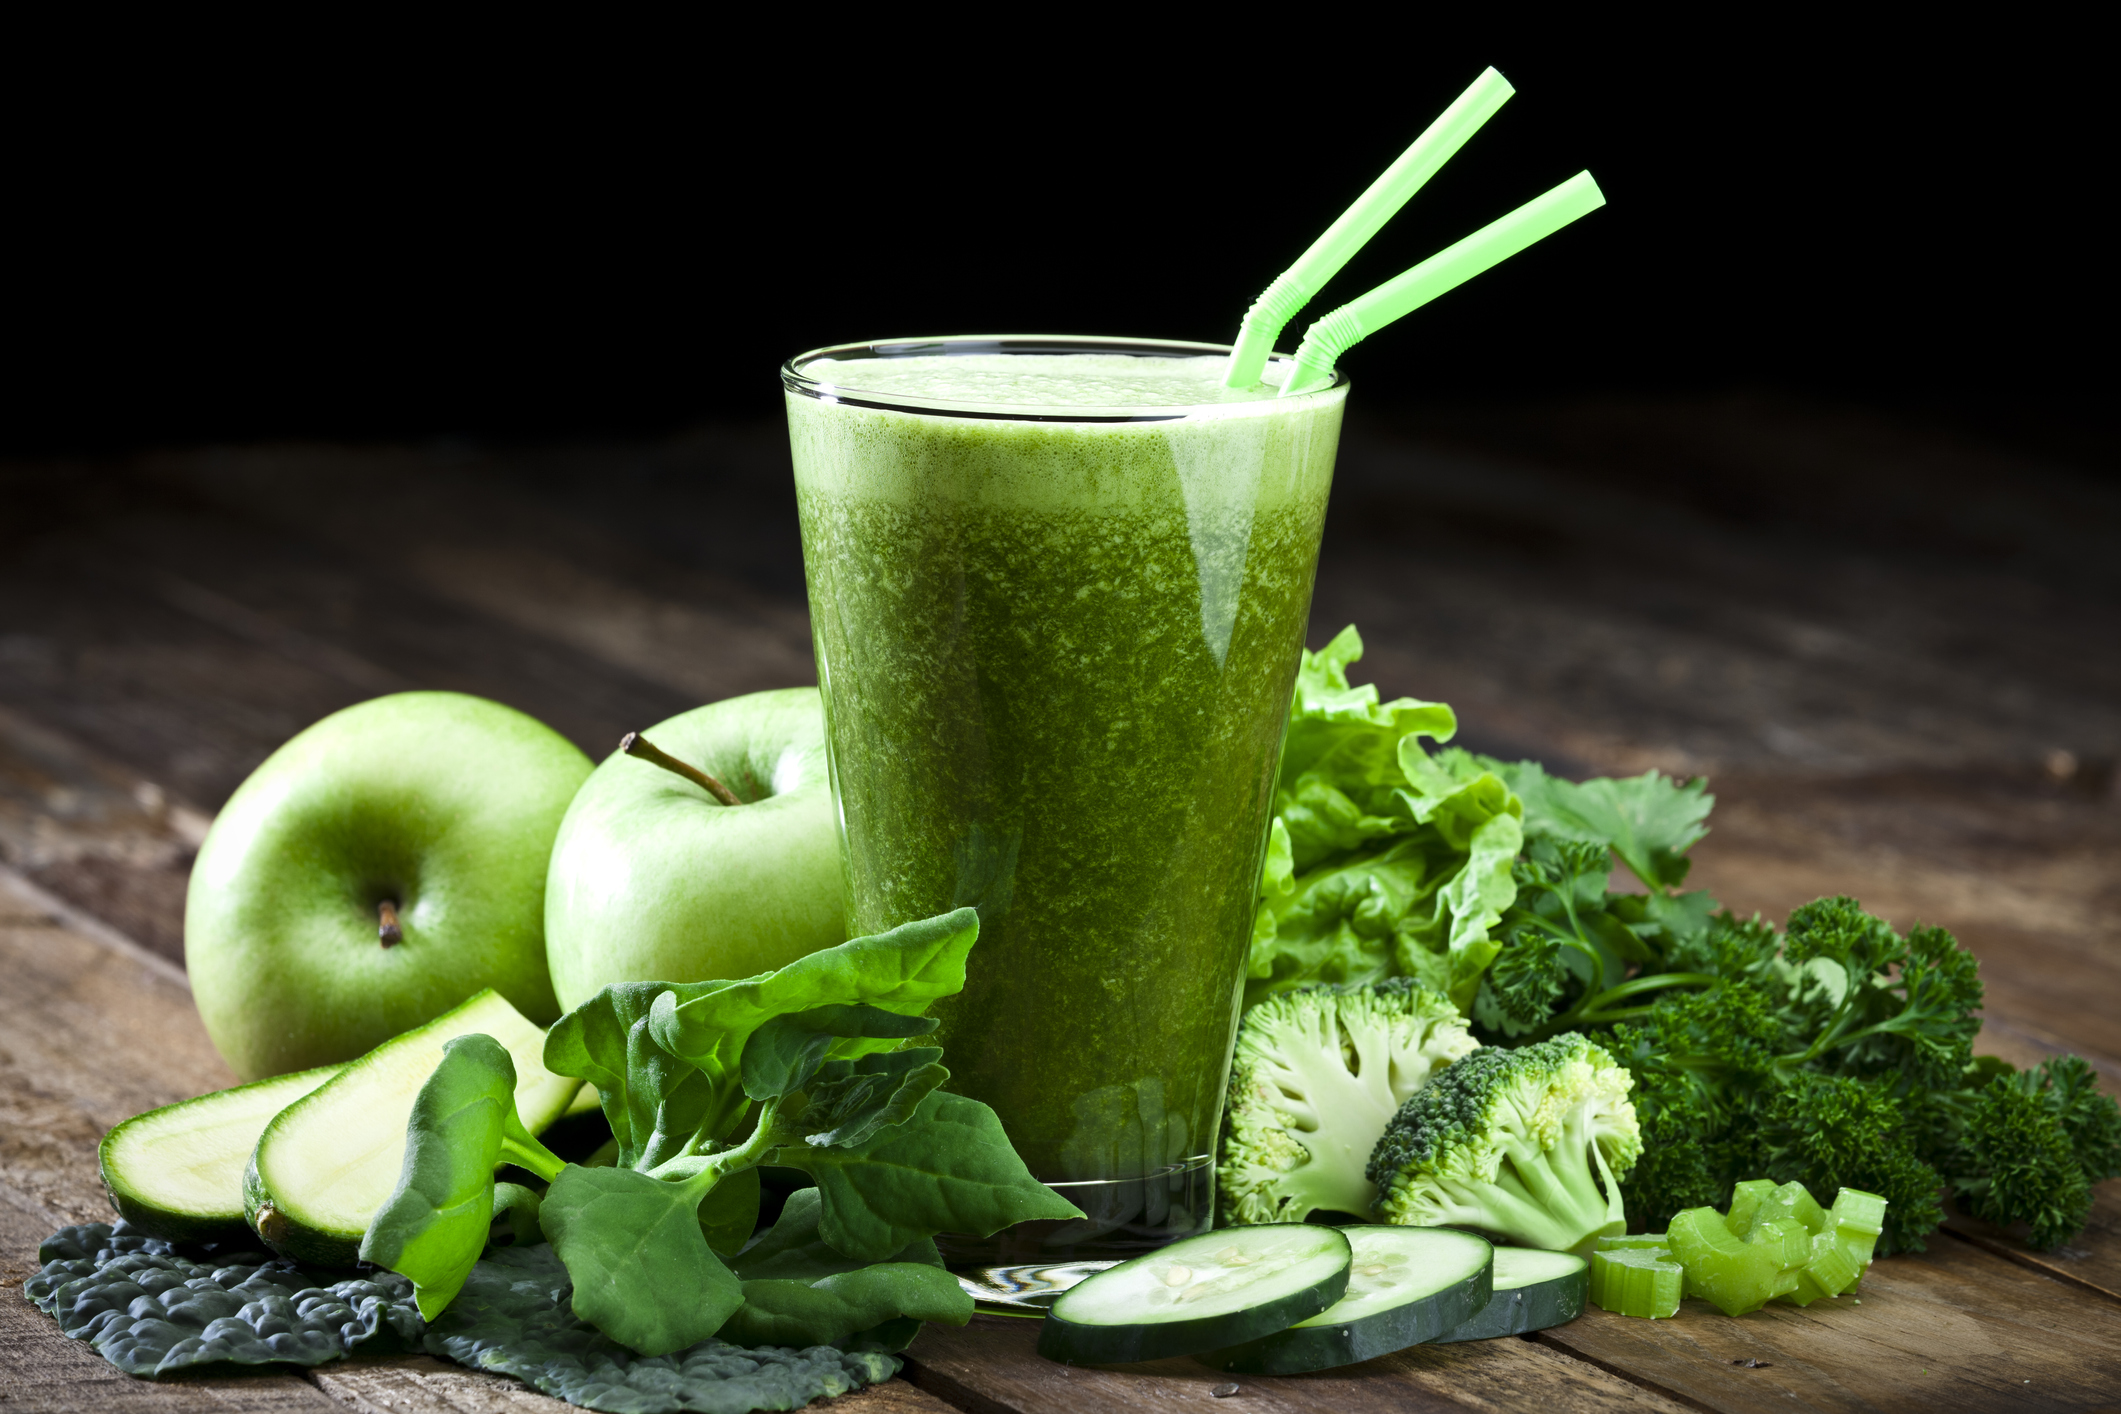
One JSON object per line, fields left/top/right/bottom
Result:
{"left": 25, "top": 1221, "right": 419, "bottom": 1377}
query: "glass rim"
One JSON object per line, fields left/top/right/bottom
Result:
{"left": 779, "top": 334, "right": 1348, "bottom": 424}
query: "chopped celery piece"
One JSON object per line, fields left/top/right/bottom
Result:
{"left": 1830, "top": 1188, "right": 1887, "bottom": 1280}
{"left": 1780, "top": 1230, "right": 1861, "bottom": 1306}
{"left": 1668, "top": 1208, "right": 1808, "bottom": 1316}
{"left": 1758, "top": 1181, "right": 1826, "bottom": 1236}
{"left": 1596, "top": 1233, "right": 1672, "bottom": 1252}
{"left": 1723, "top": 1180, "right": 1777, "bottom": 1238}
{"left": 1590, "top": 1247, "right": 1682, "bottom": 1318}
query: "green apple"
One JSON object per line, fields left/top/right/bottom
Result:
{"left": 543, "top": 687, "right": 844, "bottom": 1010}
{"left": 187, "top": 692, "right": 591, "bottom": 1080}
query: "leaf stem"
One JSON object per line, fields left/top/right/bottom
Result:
{"left": 666, "top": 1097, "right": 788, "bottom": 1200}
{"left": 501, "top": 1115, "right": 567, "bottom": 1182}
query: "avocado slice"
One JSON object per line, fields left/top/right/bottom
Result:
{"left": 244, "top": 989, "right": 577, "bottom": 1264}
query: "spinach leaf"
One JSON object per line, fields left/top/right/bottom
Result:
{"left": 538, "top": 1163, "right": 744, "bottom": 1357}
{"left": 489, "top": 1182, "right": 543, "bottom": 1247}
{"left": 741, "top": 1005, "right": 939, "bottom": 1101}
{"left": 719, "top": 1264, "right": 971, "bottom": 1351}
{"left": 359, "top": 1034, "right": 562, "bottom": 1320}
{"left": 696, "top": 1166, "right": 760, "bottom": 1257}
{"left": 792, "top": 1090, "right": 1081, "bottom": 1262}
{"left": 796, "top": 1048, "right": 950, "bottom": 1149}
{"left": 543, "top": 980, "right": 739, "bottom": 1170}
{"left": 729, "top": 1189, "right": 942, "bottom": 1281}
{"left": 649, "top": 909, "right": 979, "bottom": 1088}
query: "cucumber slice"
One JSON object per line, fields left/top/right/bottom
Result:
{"left": 1201, "top": 1226, "right": 1491, "bottom": 1373}
{"left": 1432, "top": 1247, "right": 1588, "bottom": 1343}
{"left": 245, "top": 989, "right": 576, "bottom": 1264}
{"left": 1037, "top": 1224, "right": 1350, "bottom": 1365}
{"left": 99, "top": 1064, "right": 342, "bottom": 1244}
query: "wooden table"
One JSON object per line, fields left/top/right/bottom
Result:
{"left": 4, "top": 397, "right": 2119, "bottom": 1410}
{"left": 4, "top": 884, "right": 2117, "bottom": 1413}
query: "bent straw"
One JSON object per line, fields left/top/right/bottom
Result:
{"left": 1223, "top": 67, "right": 1515, "bottom": 389}
{"left": 1279, "top": 170, "right": 1606, "bottom": 396}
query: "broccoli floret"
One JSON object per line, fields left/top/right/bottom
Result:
{"left": 1368, "top": 1032, "right": 1642, "bottom": 1253}
{"left": 1219, "top": 979, "right": 1477, "bottom": 1225}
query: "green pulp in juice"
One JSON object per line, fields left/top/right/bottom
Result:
{"left": 788, "top": 353, "right": 1344, "bottom": 1181}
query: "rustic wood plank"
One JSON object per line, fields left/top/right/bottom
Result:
{"left": 1535, "top": 1238, "right": 2121, "bottom": 1412}
{"left": 1942, "top": 1180, "right": 2121, "bottom": 1304}
{"left": 904, "top": 1312, "right": 1693, "bottom": 1413}
{"left": 0, "top": 1088, "right": 329, "bottom": 1412}
{"left": 0, "top": 889, "right": 233, "bottom": 1227}
{"left": 0, "top": 893, "right": 335, "bottom": 1409}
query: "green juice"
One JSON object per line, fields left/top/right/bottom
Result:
{"left": 785, "top": 340, "right": 1344, "bottom": 1256}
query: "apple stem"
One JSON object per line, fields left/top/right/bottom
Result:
{"left": 378, "top": 900, "right": 403, "bottom": 947}
{"left": 620, "top": 732, "right": 744, "bottom": 807}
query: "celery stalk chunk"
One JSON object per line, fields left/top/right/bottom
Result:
{"left": 1723, "top": 1180, "right": 1777, "bottom": 1238}
{"left": 1596, "top": 1233, "right": 1672, "bottom": 1252}
{"left": 1667, "top": 1208, "right": 1808, "bottom": 1316}
{"left": 1589, "top": 1247, "right": 1682, "bottom": 1318}
{"left": 1781, "top": 1230, "right": 1861, "bottom": 1306}
{"left": 1830, "top": 1187, "right": 1887, "bottom": 1281}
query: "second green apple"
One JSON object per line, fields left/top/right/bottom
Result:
{"left": 543, "top": 687, "right": 845, "bottom": 1007}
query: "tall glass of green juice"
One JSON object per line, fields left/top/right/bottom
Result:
{"left": 783, "top": 336, "right": 1346, "bottom": 1269}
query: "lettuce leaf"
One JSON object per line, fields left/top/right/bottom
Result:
{"left": 1248, "top": 629, "right": 1521, "bottom": 1011}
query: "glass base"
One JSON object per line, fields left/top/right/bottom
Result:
{"left": 938, "top": 1153, "right": 1213, "bottom": 1308}
{"left": 952, "top": 1261, "right": 1117, "bottom": 1314}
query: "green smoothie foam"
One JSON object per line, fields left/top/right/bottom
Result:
{"left": 787, "top": 349, "right": 1345, "bottom": 1206}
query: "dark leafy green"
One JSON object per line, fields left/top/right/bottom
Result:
{"left": 25, "top": 1221, "right": 419, "bottom": 1377}
{"left": 540, "top": 1164, "right": 745, "bottom": 1357}
{"left": 740, "top": 1004, "right": 939, "bottom": 1101}
{"left": 369, "top": 908, "right": 1075, "bottom": 1359}
{"left": 1607, "top": 897, "right": 2121, "bottom": 1253}
{"left": 718, "top": 1264, "right": 968, "bottom": 1350}
{"left": 359, "top": 1034, "right": 564, "bottom": 1319}
{"left": 423, "top": 1243, "right": 902, "bottom": 1412}
{"left": 794, "top": 1090, "right": 1077, "bottom": 1262}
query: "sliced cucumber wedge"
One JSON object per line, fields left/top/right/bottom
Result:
{"left": 1431, "top": 1247, "right": 1588, "bottom": 1343}
{"left": 245, "top": 989, "right": 576, "bottom": 1264}
{"left": 1037, "top": 1224, "right": 1350, "bottom": 1365}
{"left": 1201, "top": 1225, "right": 1492, "bottom": 1374}
{"left": 100, "top": 1064, "right": 342, "bottom": 1244}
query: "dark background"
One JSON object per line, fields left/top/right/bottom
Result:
{"left": 4, "top": 24, "right": 2110, "bottom": 458}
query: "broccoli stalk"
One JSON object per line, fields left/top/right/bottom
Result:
{"left": 1220, "top": 980, "right": 1478, "bottom": 1226}
{"left": 1369, "top": 1033, "right": 1642, "bottom": 1254}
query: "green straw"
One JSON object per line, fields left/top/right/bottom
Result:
{"left": 1278, "top": 170, "right": 1606, "bottom": 396}
{"left": 1223, "top": 67, "right": 1515, "bottom": 389}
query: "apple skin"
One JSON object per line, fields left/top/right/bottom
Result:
{"left": 543, "top": 687, "right": 845, "bottom": 1010}
{"left": 186, "top": 692, "right": 590, "bottom": 1080}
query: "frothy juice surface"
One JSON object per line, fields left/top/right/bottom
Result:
{"left": 786, "top": 347, "right": 1346, "bottom": 1196}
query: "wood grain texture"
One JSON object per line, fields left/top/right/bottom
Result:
{"left": 1537, "top": 1239, "right": 2121, "bottom": 1413}
{"left": 1943, "top": 1181, "right": 2121, "bottom": 1304}
{"left": 905, "top": 1313, "right": 1693, "bottom": 1414}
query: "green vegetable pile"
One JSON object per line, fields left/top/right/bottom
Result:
{"left": 365, "top": 908, "right": 1079, "bottom": 1354}
{"left": 1589, "top": 1180, "right": 1886, "bottom": 1320}
{"left": 1243, "top": 626, "right": 2121, "bottom": 1256}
